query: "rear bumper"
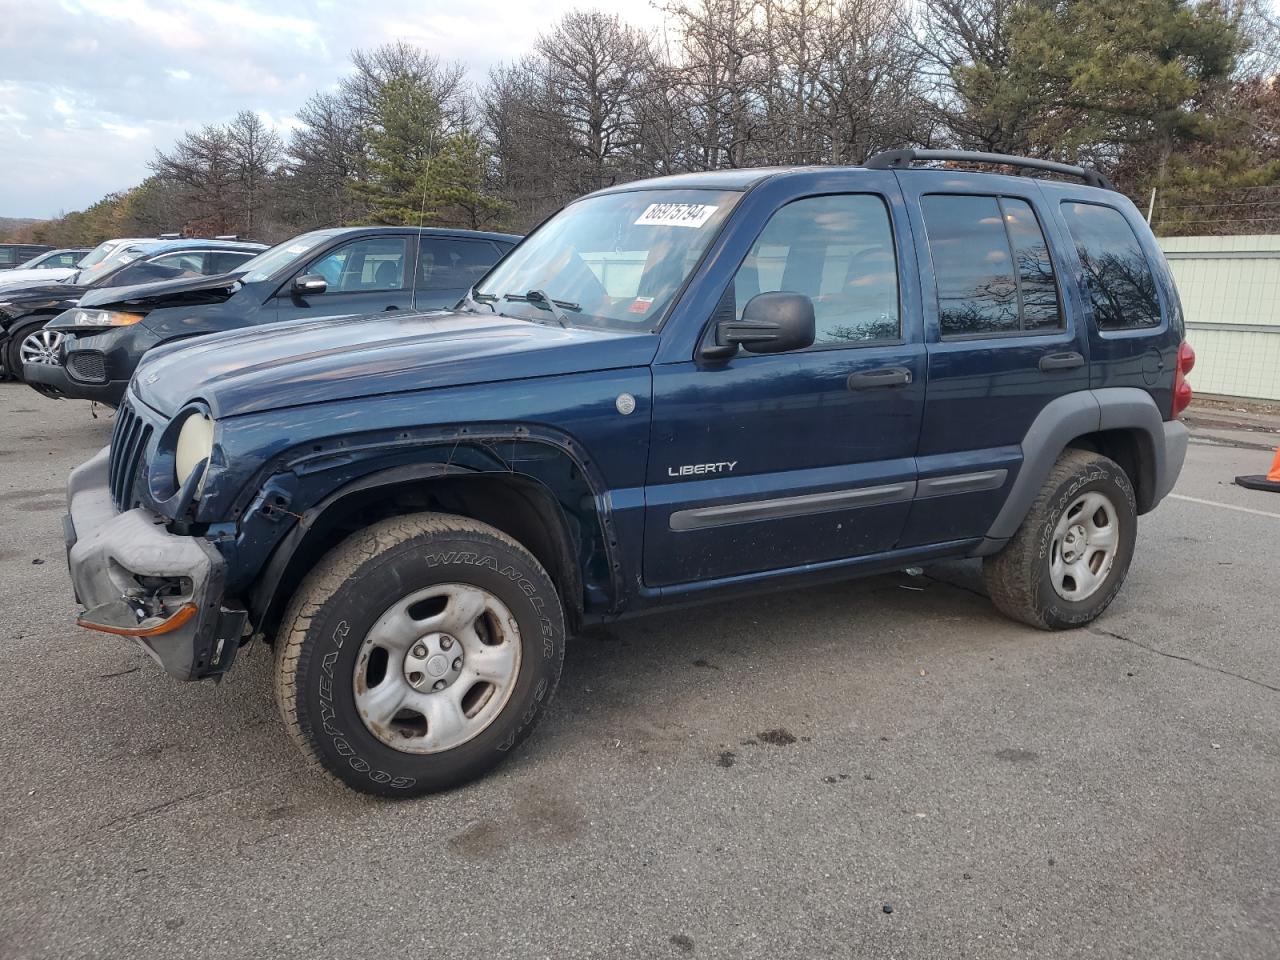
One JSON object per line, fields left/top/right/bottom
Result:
{"left": 1153, "top": 419, "right": 1190, "bottom": 505}
{"left": 65, "top": 446, "right": 245, "bottom": 680}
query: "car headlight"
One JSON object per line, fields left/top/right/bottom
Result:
{"left": 68, "top": 308, "right": 144, "bottom": 328}
{"left": 175, "top": 411, "right": 215, "bottom": 496}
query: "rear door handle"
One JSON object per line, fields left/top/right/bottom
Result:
{"left": 847, "top": 366, "right": 913, "bottom": 390}
{"left": 1039, "top": 351, "right": 1085, "bottom": 371}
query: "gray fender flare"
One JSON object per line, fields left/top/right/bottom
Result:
{"left": 974, "top": 387, "right": 1187, "bottom": 555}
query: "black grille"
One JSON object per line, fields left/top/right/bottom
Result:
{"left": 108, "top": 399, "right": 153, "bottom": 511}
{"left": 66, "top": 350, "right": 107, "bottom": 383}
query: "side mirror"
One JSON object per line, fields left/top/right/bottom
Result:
{"left": 292, "top": 274, "right": 327, "bottom": 296}
{"left": 705, "top": 291, "right": 816, "bottom": 359}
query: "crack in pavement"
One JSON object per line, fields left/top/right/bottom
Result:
{"left": 922, "top": 572, "right": 988, "bottom": 601}
{"left": 1088, "top": 627, "right": 1280, "bottom": 695}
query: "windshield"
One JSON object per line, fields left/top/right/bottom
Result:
{"left": 76, "top": 244, "right": 150, "bottom": 286}
{"left": 77, "top": 239, "right": 129, "bottom": 270}
{"left": 474, "top": 189, "right": 739, "bottom": 331}
{"left": 17, "top": 251, "right": 56, "bottom": 269}
{"left": 240, "top": 229, "right": 342, "bottom": 282}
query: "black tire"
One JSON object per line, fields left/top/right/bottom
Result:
{"left": 4, "top": 316, "right": 54, "bottom": 383}
{"left": 274, "top": 512, "right": 566, "bottom": 797}
{"left": 983, "top": 448, "right": 1137, "bottom": 630}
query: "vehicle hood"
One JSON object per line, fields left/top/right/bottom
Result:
{"left": 0, "top": 282, "right": 85, "bottom": 305}
{"left": 0, "top": 267, "right": 74, "bottom": 290}
{"left": 78, "top": 272, "right": 242, "bottom": 312}
{"left": 133, "top": 309, "right": 660, "bottom": 419}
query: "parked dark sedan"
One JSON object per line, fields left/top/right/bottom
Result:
{"left": 25, "top": 226, "right": 518, "bottom": 406}
{"left": 1, "top": 237, "right": 266, "bottom": 382}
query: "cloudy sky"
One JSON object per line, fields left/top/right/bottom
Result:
{"left": 0, "top": 0, "right": 663, "bottom": 220}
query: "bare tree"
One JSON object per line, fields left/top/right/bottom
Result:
{"left": 150, "top": 124, "right": 239, "bottom": 234}
{"left": 662, "top": 0, "right": 767, "bottom": 169}
{"left": 917, "top": 0, "right": 1037, "bottom": 154}
{"left": 287, "top": 90, "right": 367, "bottom": 227}
{"left": 226, "top": 111, "right": 283, "bottom": 237}
{"left": 531, "top": 10, "right": 658, "bottom": 191}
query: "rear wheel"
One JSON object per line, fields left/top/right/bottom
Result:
{"left": 274, "top": 513, "right": 566, "bottom": 796}
{"left": 983, "top": 449, "right": 1137, "bottom": 630}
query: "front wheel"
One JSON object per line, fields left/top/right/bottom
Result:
{"left": 274, "top": 513, "right": 566, "bottom": 796}
{"left": 5, "top": 318, "right": 62, "bottom": 382}
{"left": 983, "top": 449, "right": 1137, "bottom": 630}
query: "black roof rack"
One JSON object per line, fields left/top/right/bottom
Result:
{"left": 865, "top": 148, "right": 1115, "bottom": 191}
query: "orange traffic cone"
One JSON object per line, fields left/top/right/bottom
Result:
{"left": 1235, "top": 445, "right": 1280, "bottom": 493}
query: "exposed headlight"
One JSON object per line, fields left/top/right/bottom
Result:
{"left": 68, "top": 308, "right": 144, "bottom": 328}
{"left": 175, "top": 411, "right": 215, "bottom": 497}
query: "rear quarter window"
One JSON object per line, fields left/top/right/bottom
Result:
{"left": 1060, "top": 202, "right": 1162, "bottom": 331}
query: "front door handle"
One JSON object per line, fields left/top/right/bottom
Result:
{"left": 1039, "top": 351, "right": 1085, "bottom": 371}
{"left": 847, "top": 366, "right": 913, "bottom": 390}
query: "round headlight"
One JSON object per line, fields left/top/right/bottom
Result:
{"left": 175, "top": 411, "right": 215, "bottom": 495}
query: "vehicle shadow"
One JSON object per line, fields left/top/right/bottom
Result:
{"left": 49, "top": 558, "right": 1018, "bottom": 820}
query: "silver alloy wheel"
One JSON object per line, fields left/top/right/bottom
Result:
{"left": 19, "top": 328, "right": 64, "bottom": 366}
{"left": 352, "top": 583, "right": 522, "bottom": 754}
{"left": 1049, "top": 491, "right": 1119, "bottom": 602}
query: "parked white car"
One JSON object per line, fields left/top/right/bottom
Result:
{"left": 0, "top": 238, "right": 145, "bottom": 292}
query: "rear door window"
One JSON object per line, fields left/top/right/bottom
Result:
{"left": 921, "top": 194, "right": 1063, "bottom": 337}
{"left": 208, "top": 251, "right": 255, "bottom": 274}
{"left": 1060, "top": 202, "right": 1162, "bottom": 330}
{"left": 417, "top": 239, "right": 503, "bottom": 291}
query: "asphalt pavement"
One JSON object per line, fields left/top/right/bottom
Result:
{"left": 1, "top": 381, "right": 1277, "bottom": 960}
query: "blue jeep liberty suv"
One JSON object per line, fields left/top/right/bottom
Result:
{"left": 62, "top": 150, "right": 1193, "bottom": 795}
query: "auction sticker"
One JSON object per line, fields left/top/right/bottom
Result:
{"left": 635, "top": 203, "right": 719, "bottom": 228}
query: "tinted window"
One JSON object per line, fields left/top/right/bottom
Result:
{"left": 1060, "top": 202, "right": 1161, "bottom": 330}
{"left": 418, "top": 239, "right": 502, "bottom": 291}
{"left": 151, "top": 252, "right": 206, "bottom": 274}
{"left": 732, "top": 194, "right": 899, "bottom": 345}
{"left": 209, "top": 251, "right": 254, "bottom": 274}
{"left": 105, "top": 251, "right": 209, "bottom": 286}
{"left": 1003, "top": 199, "right": 1062, "bottom": 330}
{"left": 922, "top": 195, "right": 1063, "bottom": 337}
{"left": 309, "top": 237, "right": 408, "bottom": 293}
{"left": 0, "top": 249, "right": 15, "bottom": 267}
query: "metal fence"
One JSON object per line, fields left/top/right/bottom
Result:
{"left": 1158, "top": 235, "right": 1280, "bottom": 401}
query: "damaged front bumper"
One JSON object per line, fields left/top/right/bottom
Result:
{"left": 65, "top": 446, "right": 246, "bottom": 680}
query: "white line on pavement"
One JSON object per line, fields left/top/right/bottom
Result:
{"left": 1169, "top": 493, "right": 1280, "bottom": 520}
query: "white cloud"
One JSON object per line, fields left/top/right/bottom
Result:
{"left": 0, "top": 0, "right": 662, "bottom": 218}
{"left": 100, "top": 121, "right": 150, "bottom": 140}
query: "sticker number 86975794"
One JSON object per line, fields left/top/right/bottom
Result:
{"left": 634, "top": 203, "right": 719, "bottom": 228}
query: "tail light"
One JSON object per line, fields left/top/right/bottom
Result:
{"left": 1172, "top": 341, "right": 1195, "bottom": 417}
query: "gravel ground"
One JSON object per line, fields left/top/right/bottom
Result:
{"left": 1, "top": 383, "right": 1277, "bottom": 960}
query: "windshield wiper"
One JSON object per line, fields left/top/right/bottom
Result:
{"left": 503, "top": 289, "right": 578, "bottom": 328}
